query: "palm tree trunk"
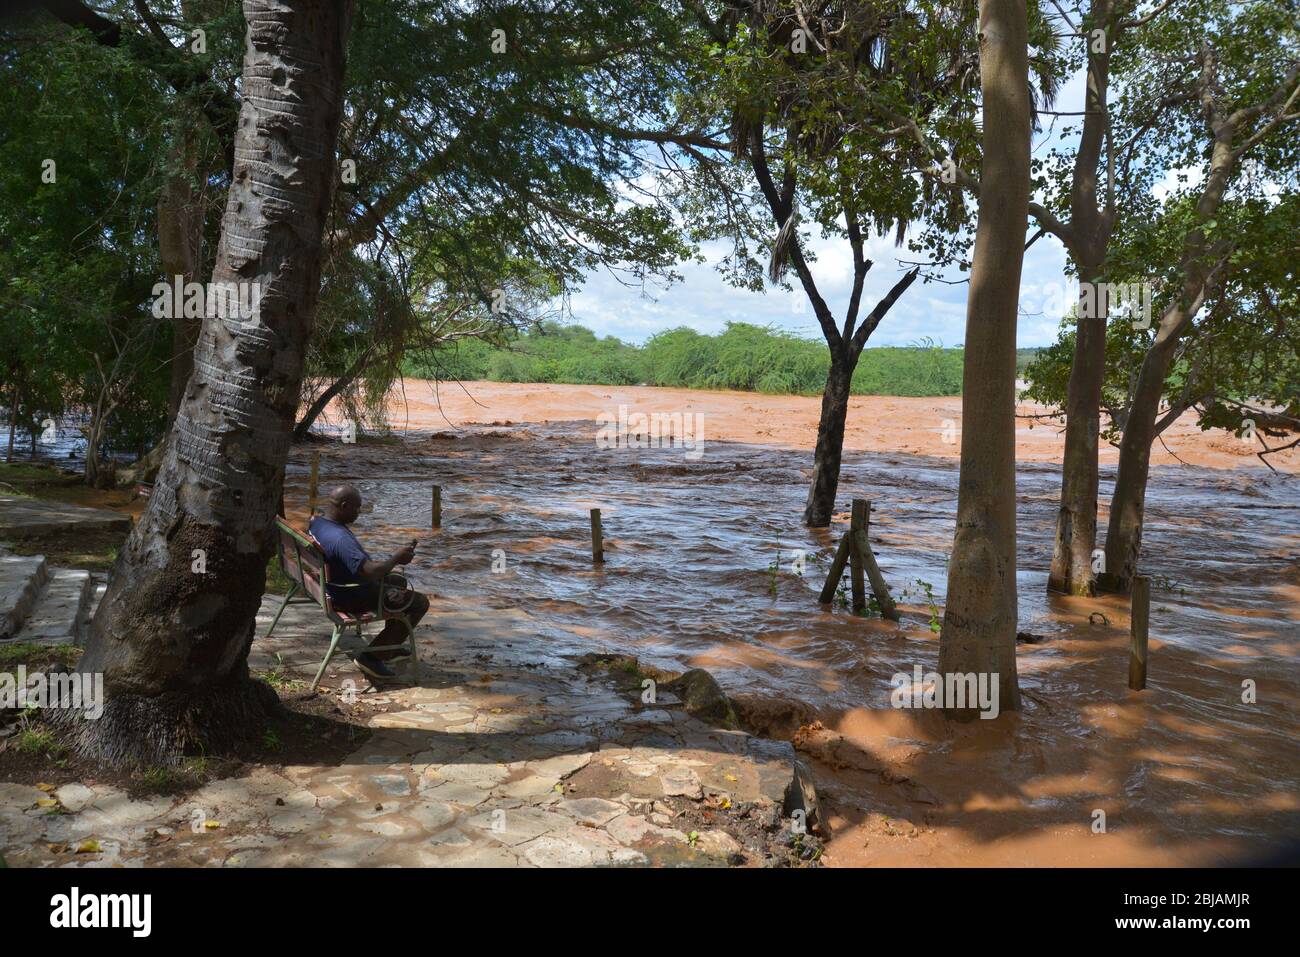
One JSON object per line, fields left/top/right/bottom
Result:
{"left": 938, "top": 0, "right": 1028, "bottom": 719}
{"left": 64, "top": 0, "right": 355, "bottom": 767}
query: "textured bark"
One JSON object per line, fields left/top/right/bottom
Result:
{"left": 1098, "top": 337, "right": 1174, "bottom": 592}
{"left": 803, "top": 352, "right": 853, "bottom": 527}
{"left": 937, "top": 0, "right": 1028, "bottom": 719}
{"left": 64, "top": 0, "right": 355, "bottom": 767}
{"left": 1048, "top": 266, "right": 1106, "bottom": 594}
{"left": 1047, "top": 1, "right": 1112, "bottom": 595}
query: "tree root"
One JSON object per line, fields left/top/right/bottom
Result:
{"left": 51, "top": 671, "right": 282, "bottom": 769}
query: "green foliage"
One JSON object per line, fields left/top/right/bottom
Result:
{"left": 0, "top": 23, "right": 173, "bottom": 460}
{"left": 404, "top": 321, "right": 1000, "bottom": 397}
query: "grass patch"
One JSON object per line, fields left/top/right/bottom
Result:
{"left": 264, "top": 552, "right": 293, "bottom": 595}
{"left": 255, "top": 653, "right": 303, "bottom": 692}
{"left": 0, "top": 461, "right": 70, "bottom": 489}
{"left": 0, "top": 641, "right": 81, "bottom": 671}
{"left": 5, "top": 528, "right": 121, "bottom": 572}
{"left": 130, "top": 758, "right": 210, "bottom": 796}
{"left": 14, "top": 723, "right": 64, "bottom": 759}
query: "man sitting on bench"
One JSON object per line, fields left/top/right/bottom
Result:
{"left": 309, "top": 484, "right": 430, "bottom": 682}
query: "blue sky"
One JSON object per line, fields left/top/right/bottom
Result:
{"left": 565, "top": 70, "right": 1089, "bottom": 349}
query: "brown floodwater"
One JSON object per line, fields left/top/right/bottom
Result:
{"left": 287, "top": 403, "right": 1299, "bottom": 866}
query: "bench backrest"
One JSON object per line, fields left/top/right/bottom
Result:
{"left": 274, "top": 517, "right": 330, "bottom": 611}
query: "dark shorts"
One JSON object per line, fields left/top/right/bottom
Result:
{"left": 328, "top": 583, "right": 381, "bottom": 614}
{"left": 333, "top": 583, "right": 428, "bottom": 624}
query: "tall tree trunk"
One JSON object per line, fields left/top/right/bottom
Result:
{"left": 5, "top": 384, "right": 15, "bottom": 462}
{"left": 63, "top": 0, "right": 355, "bottom": 767}
{"left": 803, "top": 349, "right": 854, "bottom": 527}
{"left": 1097, "top": 51, "right": 1251, "bottom": 593}
{"left": 1046, "top": 1, "right": 1112, "bottom": 595}
{"left": 1097, "top": 341, "right": 1174, "bottom": 592}
{"left": 938, "top": 0, "right": 1028, "bottom": 719}
{"left": 1048, "top": 266, "right": 1106, "bottom": 594}
{"left": 159, "top": 119, "right": 204, "bottom": 422}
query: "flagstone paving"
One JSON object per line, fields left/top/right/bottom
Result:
{"left": 0, "top": 595, "right": 818, "bottom": 867}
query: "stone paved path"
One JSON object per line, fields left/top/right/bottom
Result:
{"left": 0, "top": 595, "right": 811, "bottom": 867}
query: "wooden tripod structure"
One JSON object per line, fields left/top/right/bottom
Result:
{"left": 818, "top": 498, "right": 899, "bottom": 620}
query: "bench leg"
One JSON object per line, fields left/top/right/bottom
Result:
{"left": 264, "top": 582, "right": 300, "bottom": 639}
{"left": 310, "top": 624, "right": 342, "bottom": 692}
{"left": 407, "top": 621, "right": 419, "bottom": 687}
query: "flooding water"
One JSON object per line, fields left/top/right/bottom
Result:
{"left": 295, "top": 419, "right": 1299, "bottom": 864}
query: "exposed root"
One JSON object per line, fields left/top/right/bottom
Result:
{"left": 51, "top": 671, "right": 282, "bottom": 769}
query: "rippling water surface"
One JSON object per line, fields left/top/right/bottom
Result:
{"left": 288, "top": 420, "right": 1299, "bottom": 861}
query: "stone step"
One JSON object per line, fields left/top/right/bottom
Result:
{"left": 86, "top": 579, "right": 108, "bottom": 629}
{"left": 0, "top": 554, "right": 48, "bottom": 639}
{"left": 18, "top": 569, "right": 93, "bottom": 644}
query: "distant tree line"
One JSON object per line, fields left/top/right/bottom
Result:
{"left": 406, "top": 321, "right": 1043, "bottom": 397}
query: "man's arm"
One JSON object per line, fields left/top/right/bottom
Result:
{"left": 359, "top": 541, "right": 416, "bottom": 583}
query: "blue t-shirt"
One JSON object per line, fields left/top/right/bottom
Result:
{"left": 308, "top": 516, "right": 378, "bottom": 610}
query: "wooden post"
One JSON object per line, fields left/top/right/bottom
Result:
{"left": 849, "top": 499, "right": 868, "bottom": 614}
{"left": 590, "top": 508, "right": 604, "bottom": 564}
{"left": 1128, "top": 575, "right": 1150, "bottom": 691}
{"left": 432, "top": 484, "right": 442, "bottom": 529}
{"left": 308, "top": 452, "right": 319, "bottom": 504}
{"left": 817, "top": 533, "right": 852, "bottom": 604}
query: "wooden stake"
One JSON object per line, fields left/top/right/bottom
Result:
{"left": 432, "top": 484, "right": 442, "bottom": 529}
{"left": 849, "top": 500, "right": 868, "bottom": 614}
{"left": 590, "top": 508, "right": 604, "bottom": 564}
{"left": 308, "top": 452, "right": 319, "bottom": 505}
{"left": 1128, "top": 575, "right": 1150, "bottom": 691}
{"left": 817, "top": 533, "right": 852, "bottom": 604}
{"left": 855, "top": 529, "right": 900, "bottom": 621}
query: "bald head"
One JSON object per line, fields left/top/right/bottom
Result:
{"left": 325, "top": 484, "right": 362, "bottom": 524}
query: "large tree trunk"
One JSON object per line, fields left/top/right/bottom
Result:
{"left": 63, "top": 0, "right": 355, "bottom": 767}
{"left": 1046, "top": 2, "right": 1112, "bottom": 596}
{"left": 937, "top": 0, "right": 1028, "bottom": 719}
{"left": 1099, "top": 338, "right": 1177, "bottom": 592}
{"left": 803, "top": 350, "right": 854, "bottom": 527}
{"left": 1047, "top": 266, "right": 1106, "bottom": 594}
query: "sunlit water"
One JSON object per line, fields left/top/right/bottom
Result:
{"left": 289, "top": 422, "right": 1298, "bottom": 707}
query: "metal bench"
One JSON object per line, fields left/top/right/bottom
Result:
{"left": 264, "top": 516, "right": 419, "bottom": 690}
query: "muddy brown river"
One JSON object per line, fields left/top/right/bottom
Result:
{"left": 287, "top": 393, "right": 1298, "bottom": 866}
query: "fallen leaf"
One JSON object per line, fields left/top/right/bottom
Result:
{"left": 36, "top": 782, "right": 55, "bottom": 792}
{"left": 204, "top": 820, "right": 221, "bottom": 830}
{"left": 76, "top": 839, "right": 101, "bottom": 854}
{"left": 36, "top": 798, "right": 58, "bottom": 808}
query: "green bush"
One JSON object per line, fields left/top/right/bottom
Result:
{"left": 401, "top": 321, "right": 1040, "bottom": 397}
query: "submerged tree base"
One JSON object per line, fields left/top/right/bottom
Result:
{"left": 54, "top": 671, "right": 282, "bottom": 769}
